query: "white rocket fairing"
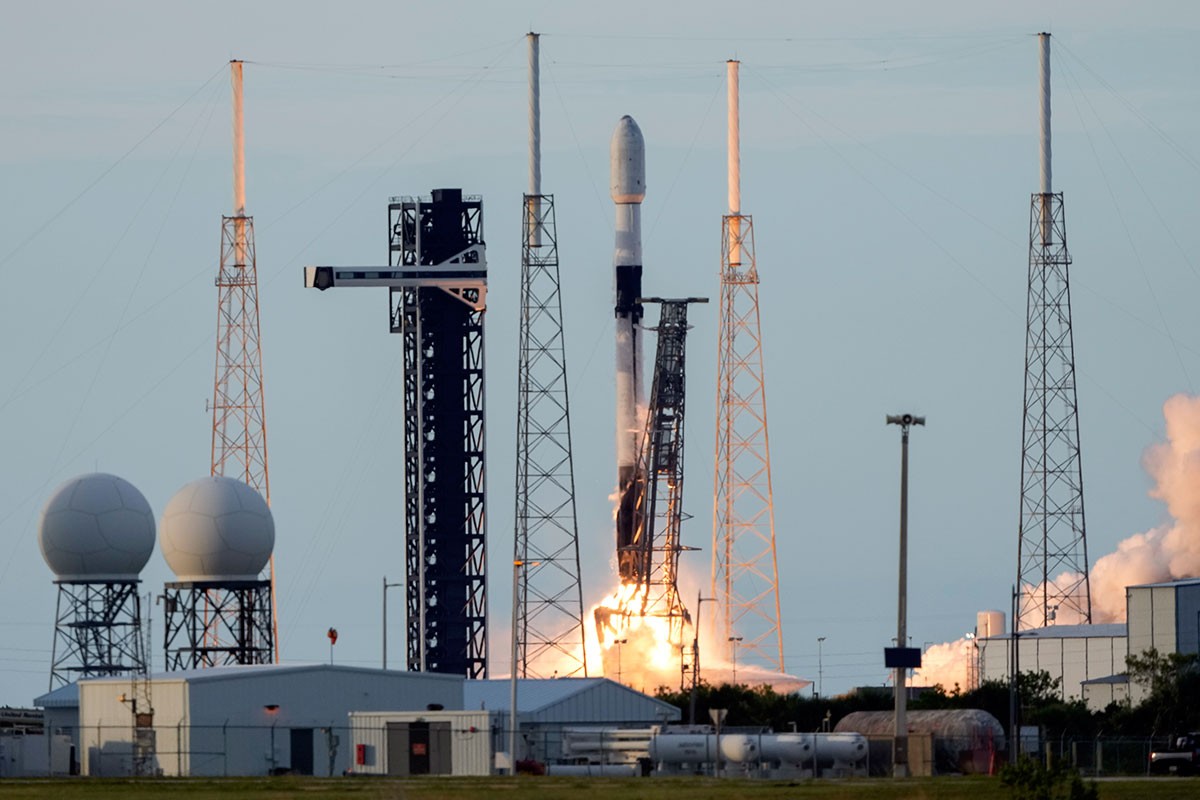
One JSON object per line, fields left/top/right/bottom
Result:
{"left": 611, "top": 115, "right": 646, "bottom": 582}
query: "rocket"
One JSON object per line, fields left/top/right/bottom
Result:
{"left": 611, "top": 115, "right": 647, "bottom": 583}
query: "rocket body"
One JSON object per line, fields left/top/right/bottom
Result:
{"left": 611, "top": 115, "right": 646, "bottom": 583}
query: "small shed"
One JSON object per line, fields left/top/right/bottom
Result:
{"left": 835, "top": 709, "right": 1005, "bottom": 775}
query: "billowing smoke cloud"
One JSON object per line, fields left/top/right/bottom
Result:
{"left": 913, "top": 394, "right": 1200, "bottom": 689}
{"left": 1090, "top": 394, "right": 1200, "bottom": 619}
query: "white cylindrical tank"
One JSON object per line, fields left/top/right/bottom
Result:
{"left": 760, "top": 733, "right": 814, "bottom": 764}
{"left": 649, "top": 734, "right": 718, "bottom": 764}
{"left": 160, "top": 476, "right": 274, "bottom": 581}
{"left": 977, "top": 609, "right": 1006, "bottom": 639}
{"left": 813, "top": 733, "right": 868, "bottom": 765}
{"left": 38, "top": 473, "right": 156, "bottom": 581}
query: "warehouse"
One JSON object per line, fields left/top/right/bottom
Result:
{"left": 76, "top": 664, "right": 463, "bottom": 777}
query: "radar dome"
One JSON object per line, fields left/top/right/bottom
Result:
{"left": 160, "top": 476, "right": 274, "bottom": 582}
{"left": 38, "top": 473, "right": 156, "bottom": 581}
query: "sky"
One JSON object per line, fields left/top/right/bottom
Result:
{"left": 3, "top": 1, "right": 1200, "bottom": 706}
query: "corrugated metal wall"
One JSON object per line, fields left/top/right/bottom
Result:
{"left": 349, "top": 711, "right": 493, "bottom": 776}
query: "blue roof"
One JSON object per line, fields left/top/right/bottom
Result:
{"left": 34, "top": 682, "right": 79, "bottom": 709}
{"left": 464, "top": 677, "right": 679, "bottom": 720}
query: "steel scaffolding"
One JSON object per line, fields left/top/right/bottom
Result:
{"left": 513, "top": 193, "right": 587, "bottom": 678}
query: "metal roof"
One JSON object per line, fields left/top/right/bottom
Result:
{"left": 979, "top": 623, "right": 1126, "bottom": 641}
{"left": 1127, "top": 577, "right": 1200, "bottom": 590}
{"left": 76, "top": 663, "right": 464, "bottom": 686}
{"left": 1081, "top": 674, "right": 1129, "bottom": 686}
{"left": 464, "top": 678, "right": 680, "bottom": 722}
{"left": 34, "top": 681, "right": 79, "bottom": 709}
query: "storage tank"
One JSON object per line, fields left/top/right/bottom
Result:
{"left": 977, "top": 610, "right": 1006, "bottom": 639}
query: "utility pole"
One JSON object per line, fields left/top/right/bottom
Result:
{"left": 886, "top": 413, "right": 924, "bottom": 778}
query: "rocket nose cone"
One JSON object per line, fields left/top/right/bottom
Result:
{"left": 611, "top": 115, "right": 646, "bottom": 204}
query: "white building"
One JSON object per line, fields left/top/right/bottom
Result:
{"left": 75, "top": 664, "right": 463, "bottom": 777}
{"left": 978, "top": 578, "right": 1200, "bottom": 710}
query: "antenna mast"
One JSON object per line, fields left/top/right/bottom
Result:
{"left": 1016, "top": 33, "right": 1092, "bottom": 630}
{"left": 513, "top": 31, "right": 588, "bottom": 678}
{"left": 712, "top": 59, "right": 784, "bottom": 672}
{"left": 210, "top": 60, "right": 278, "bottom": 658}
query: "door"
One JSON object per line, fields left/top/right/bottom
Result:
{"left": 386, "top": 722, "right": 411, "bottom": 776}
{"left": 408, "top": 721, "right": 431, "bottom": 775}
{"left": 290, "top": 728, "right": 314, "bottom": 776}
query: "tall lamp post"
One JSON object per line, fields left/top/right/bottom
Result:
{"left": 816, "top": 636, "right": 826, "bottom": 698}
{"left": 382, "top": 576, "right": 402, "bottom": 670}
{"left": 509, "top": 559, "right": 539, "bottom": 774}
{"left": 690, "top": 594, "right": 716, "bottom": 724}
{"left": 728, "top": 636, "right": 744, "bottom": 684}
{"left": 886, "top": 412, "right": 924, "bottom": 779}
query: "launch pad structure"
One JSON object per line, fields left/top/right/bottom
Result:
{"left": 305, "top": 188, "right": 489, "bottom": 679}
{"left": 1016, "top": 33, "right": 1091, "bottom": 631}
{"left": 598, "top": 297, "right": 707, "bottom": 660}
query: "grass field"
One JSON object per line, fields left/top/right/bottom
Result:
{"left": 0, "top": 776, "right": 1198, "bottom": 800}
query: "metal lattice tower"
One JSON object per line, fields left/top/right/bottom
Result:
{"left": 513, "top": 32, "right": 587, "bottom": 679}
{"left": 209, "top": 60, "right": 277, "bottom": 657}
{"left": 711, "top": 60, "right": 784, "bottom": 671}
{"left": 1016, "top": 33, "right": 1091, "bottom": 631}
{"left": 49, "top": 580, "right": 146, "bottom": 689}
{"left": 622, "top": 298, "right": 706, "bottom": 648}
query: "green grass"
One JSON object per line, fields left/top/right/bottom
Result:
{"left": 0, "top": 775, "right": 1197, "bottom": 800}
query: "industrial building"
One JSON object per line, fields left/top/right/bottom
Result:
{"left": 33, "top": 668, "right": 678, "bottom": 777}
{"left": 68, "top": 664, "right": 463, "bottom": 776}
{"left": 978, "top": 578, "right": 1200, "bottom": 709}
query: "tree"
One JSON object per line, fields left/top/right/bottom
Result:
{"left": 1124, "top": 648, "right": 1200, "bottom": 734}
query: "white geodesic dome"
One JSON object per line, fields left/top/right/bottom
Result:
{"left": 160, "top": 476, "right": 274, "bottom": 582}
{"left": 38, "top": 473, "right": 156, "bottom": 581}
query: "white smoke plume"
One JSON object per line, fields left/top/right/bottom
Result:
{"left": 914, "top": 394, "right": 1200, "bottom": 689}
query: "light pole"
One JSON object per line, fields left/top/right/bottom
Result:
{"left": 886, "top": 412, "right": 924, "bottom": 779}
{"left": 615, "top": 638, "right": 628, "bottom": 683}
{"left": 690, "top": 594, "right": 716, "bottom": 724}
{"left": 509, "top": 559, "right": 538, "bottom": 775}
{"left": 728, "top": 636, "right": 743, "bottom": 684}
{"left": 382, "top": 576, "right": 402, "bottom": 670}
{"left": 817, "top": 636, "right": 826, "bottom": 698}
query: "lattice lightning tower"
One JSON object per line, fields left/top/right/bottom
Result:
{"left": 210, "top": 61, "right": 277, "bottom": 657}
{"left": 1016, "top": 33, "right": 1092, "bottom": 630}
{"left": 711, "top": 60, "right": 784, "bottom": 672}
{"left": 513, "top": 32, "right": 588, "bottom": 678}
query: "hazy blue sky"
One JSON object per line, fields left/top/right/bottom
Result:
{"left": 3, "top": 1, "right": 1200, "bottom": 704}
